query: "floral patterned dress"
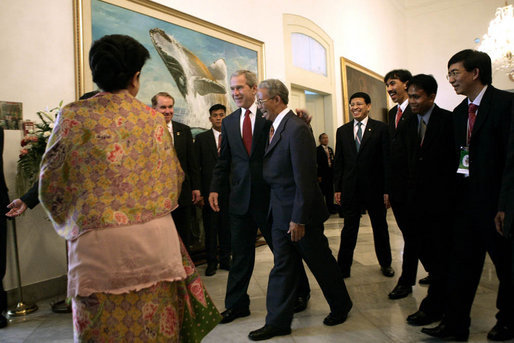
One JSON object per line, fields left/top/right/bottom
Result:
{"left": 39, "top": 92, "right": 221, "bottom": 342}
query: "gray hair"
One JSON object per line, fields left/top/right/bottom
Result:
{"left": 258, "top": 79, "right": 289, "bottom": 105}
{"left": 231, "top": 70, "right": 258, "bottom": 88}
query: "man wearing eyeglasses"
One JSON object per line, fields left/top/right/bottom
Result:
{"left": 422, "top": 49, "right": 514, "bottom": 341}
{"left": 333, "top": 92, "right": 394, "bottom": 279}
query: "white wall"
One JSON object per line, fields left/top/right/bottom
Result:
{"left": 0, "top": 0, "right": 511, "bottom": 292}
{"left": 405, "top": 0, "right": 512, "bottom": 111}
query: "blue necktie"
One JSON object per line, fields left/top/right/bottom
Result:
{"left": 355, "top": 122, "right": 363, "bottom": 151}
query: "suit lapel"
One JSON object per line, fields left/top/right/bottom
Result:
{"left": 454, "top": 99, "right": 469, "bottom": 147}
{"left": 252, "top": 110, "right": 266, "bottom": 156}
{"left": 207, "top": 129, "right": 218, "bottom": 158}
{"left": 228, "top": 108, "right": 248, "bottom": 156}
{"left": 265, "top": 111, "right": 292, "bottom": 156}
{"left": 420, "top": 105, "right": 440, "bottom": 149}
{"left": 470, "top": 86, "right": 493, "bottom": 143}
{"left": 359, "top": 118, "right": 375, "bottom": 152}
{"left": 343, "top": 123, "right": 357, "bottom": 158}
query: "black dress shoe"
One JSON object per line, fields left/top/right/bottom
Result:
{"left": 421, "top": 323, "right": 469, "bottom": 341}
{"left": 406, "top": 310, "right": 441, "bottom": 326}
{"left": 323, "top": 311, "right": 349, "bottom": 326}
{"left": 418, "top": 275, "right": 433, "bottom": 285}
{"left": 487, "top": 322, "right": 514, "bottom": 341}
{"left": 293, "top": 295, "right": 310, "bottom": 313}
{"left": 220, "top": 308, "right": 250, "bottom": 324}
{"left": 381, "top": 266, "right": 395, "bottom": 277}
{"left": 0, "top": 314, "right": 7, "bottom": 329}
{"left": 248, "top": 325, "right": 291, "bottom": 341}
{"left": 388, "top": 284, "right": 412, "bottom": 299}
{"left": 205, "top": 263, "right": 217, "bottom": 276}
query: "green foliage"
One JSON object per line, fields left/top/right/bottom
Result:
{"left": 15, "top": 101, "right": 62, "bottom": 197}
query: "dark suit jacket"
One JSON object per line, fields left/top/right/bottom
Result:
{"left": 454, "top": 86, "right": 514, "bottom": 224}
{"left": 194, "top": 129, "right": 228, "bottom": 196}
{"left": 263, "top": 111, "right": 328, "bottom": 228}
{"left": 210, "top": 108, "right": 270, "bottom": 217}
{"left": 334, "top": 117, "right": 391, "bottom": 204}
{"left": 399, "top": 105, "right": 455, "bottom": 215}
{"left": 316, "top": 145, "right": 334, "bottom": 180}
{"left": 388, "top": 104, "right": 413, "bottom": 203}
{"left": 499, "top": 106, "right": 514, "bottom": 237}
{"left": 172, "top": 120, "right": 200, "bottom": 206}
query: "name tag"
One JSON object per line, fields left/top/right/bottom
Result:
{"left": 457, "top": 146, "right": 469, "bottom": 177}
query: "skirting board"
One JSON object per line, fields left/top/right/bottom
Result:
{"left": 6, "top": 275, "right": 67, "bottom": 308}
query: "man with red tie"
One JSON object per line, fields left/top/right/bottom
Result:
{"left": 209, "top": 70, "right": 310, "bottom": 324}
{"left": 422, "top": 49, "right": 514, "bottom": 342}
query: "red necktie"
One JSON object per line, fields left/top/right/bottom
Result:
{"left": 468, "top": 103, "right": 478, "bottom": 144}
{"left": 242, "top": 109, "right": 252, "bottom": 155}
{"left": 395, "top": 106, "right": 403, "bottom": 128}
{"left": 217, "top": 133, "right": 222, "bottom": 156}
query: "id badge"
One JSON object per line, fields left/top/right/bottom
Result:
{"left": 457, "top": 146, "right": 469, "bottom": 177}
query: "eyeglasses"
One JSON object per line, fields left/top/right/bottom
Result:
{"left": 446, "top": 70, "right": 461, "bottom": 80}
{"left": 256, "top": 97, "right": 274, "bottom": 105}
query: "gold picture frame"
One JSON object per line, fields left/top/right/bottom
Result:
{"left": 340, "top": 57, "right": 389, "bottom": 124}
{"left": 73, "top": 0, "right": 264, "bottom": 129}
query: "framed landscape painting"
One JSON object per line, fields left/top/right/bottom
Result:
{"left": 340, "top": 57, "right": 389, "bottom": 124}
{"left": 74, "top": 0, "right": 264, "bottom": 131}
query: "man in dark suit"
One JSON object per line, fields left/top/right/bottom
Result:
{"left": 334, "top": 92, "right": 394, "bottom": 278}
{"left": 422, "top": 50, "right": 514, "bottom": 342}
{"left": 396, "top": 74, "right": 455, "bottom": 326}
{"left": 194, "top": 104, "right": 230, "bottom": 276}
{"left": 209, "top": 70, "right": 310, "bottom": 324}
{"left": 0, "top": 128, "right": 9, "bottom": 328}
{"left": 248, "top": 79, "right": 352, "bottom": 341}
{"left": 385, "top": 69, "right": 431, "bottom": 298}
{"left": 152, "top": 92, "right": 200, "bottom": 250}
{"left": 316, "top": 133, "right": 337, "bottom": 214}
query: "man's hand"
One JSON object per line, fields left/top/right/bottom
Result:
{"left": 295, "top": 109, "right": 312, "bottom": 125}
{"left": 384, "top": 194, "right": 391, "bottom": 209}
{"left": 495, "top": 211, "right": 505, "bottom": 236}
{"left": 6, "top": 199, "right": 28, "bottom": 217}
{"left": 196, "top": 196, "right": 205, "bottom": 208}
{"left": 192, "top": 190, "right": 201, "bottom": 204}
{"left": 209, "top": 192, "right": 220, "bottom": 212}
{"left": 335, "top": 192, "right": 341, "bottom": 205}
{"left": 288, "top": 222, "right": 305, "bottom": 242}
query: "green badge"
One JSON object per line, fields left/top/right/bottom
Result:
{"left": 457, "top": 146, "right": 469, "bottom": 177}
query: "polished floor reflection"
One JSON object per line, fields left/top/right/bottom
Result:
{"left": 0, "top": 212, "right": 509, "bottom": 342}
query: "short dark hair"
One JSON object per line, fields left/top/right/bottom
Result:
{"left": 407, "top": 74, "right": 438, "bottom": 96}
{"left": 384, "top": 69, "right": 412, "bottom": 83}
{"left": 89, "top": 34, "right": 150, "bottom": 92}
{"left": 447, "top": 49, "right": 492, "bottom": 85}
{"left": 79, "top": 90, "right": 100, "bottom": 100}
{"left": 258, "top": 79, "right": 289, "bottom": 105}
{"left": 151, "top": 92, "right": 174, "bottom": 107}
{"left": 209, "top": 103, "right": 226, "bottom": 115}
{"left": 319, "top": 133, "right": 327, "bottom": 140}
{"left": 350, "top": 92, "right": 371, "bottom": 104}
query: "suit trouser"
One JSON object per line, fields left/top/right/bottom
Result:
{"left": 410, "top": 211, "right": 449, "bottom": 316}
{"left": 225, "top": 211, "right": 311, "bottom": 311}
{"left": 319, "top": 177, "right": 335, "bottom": 212}
{"left": 265, "top": 223, "right": 352, "bottom": 329}
{"left": 443, "top": 212, "right": 514, "bottom": 330}
{"left": 172, "top": 205, "right": 193, "bottom": 250}
{"left": 0, "top": 216, "right": 6, "bottom": 313}
{"left": 391, "top": 198, "right": 419, "bottom": 286}
{"left": 338, "top": 200, "right": 392, "bottom": 274}
{"left": 202, "top": 193, "right": 230, "bottom": 265}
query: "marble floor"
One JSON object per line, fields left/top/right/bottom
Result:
{"left": 1, "top": 212, "right": 511, "bottom": 342}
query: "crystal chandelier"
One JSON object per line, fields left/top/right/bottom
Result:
{"left": 477, "top": 3, "right": 514, "bottom": 81}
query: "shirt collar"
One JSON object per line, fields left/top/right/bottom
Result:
{"left": 468, "top": 85, "right": 488, "bottom": 107}
{"left": 399, "top": 98, "right": 409, "bottom": 112}
{"left": 418, "top": 104, "right": 435, "bottom": 124}
{"left": 242, "top": 103, "right": 258, "bottom": 116}
{"left": 354, "top": 116, "right": 369, "bottom": 127}
{"left": 272, "top": 108, "right": 290, "bottom": 131}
